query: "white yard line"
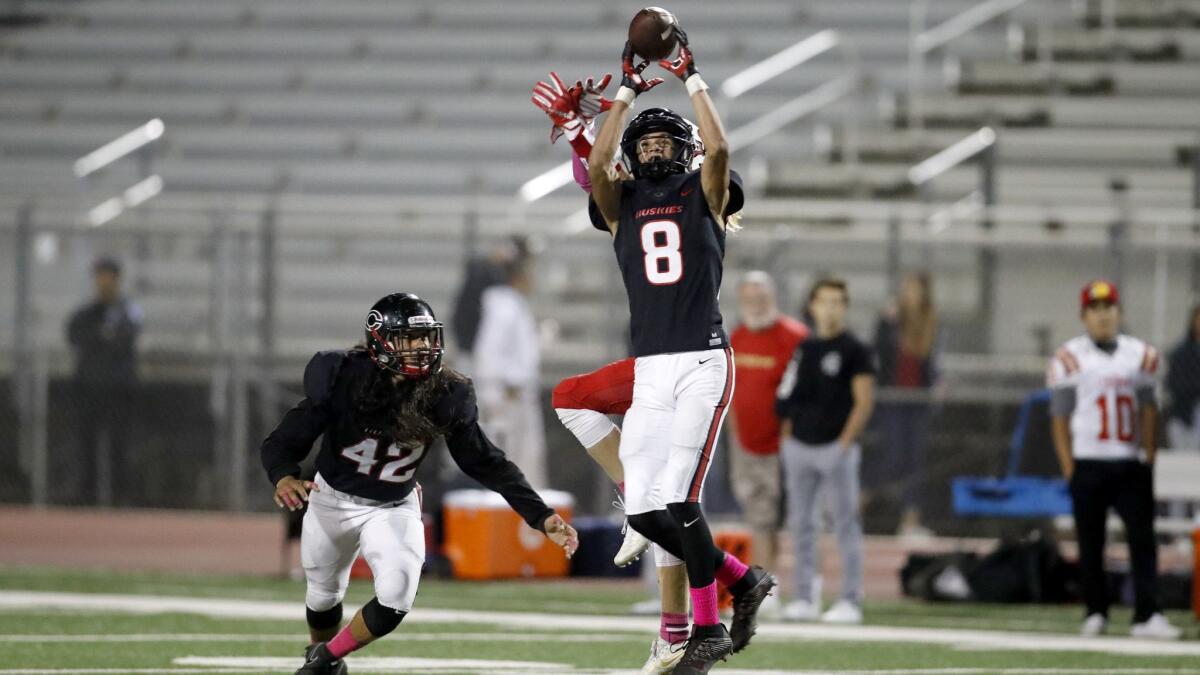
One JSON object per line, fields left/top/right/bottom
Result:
{"left": 0, "top": 670, "right": 261, "bottom": 674}
{"left": 176, "top": 661, "right": 1200, "bottom": 675}
{"left": 176, "top": 655, "right": 572, "bottom": 671}
{"left": 0, "top": 632, "right": 634, "bottom": 643}
{"left": 180, "top": 661, "right": 1200, "bottom": 675}
{"left": 1, "top": 590, "right": 1198, "bottom": 658}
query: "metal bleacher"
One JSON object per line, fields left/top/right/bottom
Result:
{"left": 1, "top": 0, "right": 1198, "bottom": 382}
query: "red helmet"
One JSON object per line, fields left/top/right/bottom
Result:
{"left": 1080, "top": 280, "right": 1119, "bottom": 310}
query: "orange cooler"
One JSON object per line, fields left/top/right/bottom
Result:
{"left": 443, "top": 489, "right": 574, "bottom": 580}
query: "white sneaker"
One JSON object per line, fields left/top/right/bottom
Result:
{"left": 781, "top": 599, "right": 820, "bottom": 622}
{"left": 638, "top": 636, "right": 687, "bottom": 674}
{"left": 1130, "top": 613, "right": 1181, "bottom": 640}
{"left": 1080, "top": 613, "right": 1107, "bottom": 637}
{"left": 821, "top": 599, "right": 863, "bottom": 624}
{"left": 757, "top": 592, "right": 782, "bottom": 621}
{"left": 630, "top": 598, "right": 661, "bottom": 616}
{"left": 614, "top": 519, "right": 651, "bottom": 567}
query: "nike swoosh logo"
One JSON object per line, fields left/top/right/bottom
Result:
{"left": 684, "top": 517, "right": 701, "bottom": 527}
{"left": 681, "top": 187, "right": 695, "bottom": 196}
{"left": 699, "top": 358, "right": 713, "bottom": 364}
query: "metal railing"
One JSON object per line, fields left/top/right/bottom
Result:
{"left": 74, "top": 118, "right": 165, "bottom": 227}
{"left": 10, "top": 120, "right": 166, "bottom": 507}
{"left": 907, "top": 0, "right": 1037, "bottom": 131}
{"left": 513, "top": 29, "right": 860, "bottom": 211}
{"left": 4, "top": 190, "right": 1199, "bottom": 508}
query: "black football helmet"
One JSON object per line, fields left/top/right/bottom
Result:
{"left": 620, "top": 107, "right": 696, "bottom": 180}
{"left": 364, "top": 292, "right": 444, "bottom": 379}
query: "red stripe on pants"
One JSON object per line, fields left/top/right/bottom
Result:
{"left": 687, "top": 346, "right": 735, "bottom": 502}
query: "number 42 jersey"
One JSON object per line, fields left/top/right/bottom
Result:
{"left": 591, "top": 169, "right": 744, "bottom": 358}
{"left": 260, "top": 350, "right": 553, "bottom": 529}
{"left": 1046, "top": 334, "right": 1160, "bottom": 461}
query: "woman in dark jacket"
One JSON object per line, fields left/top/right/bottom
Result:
{"left": 872, "top": 272, "right": 940, "bottom": 536}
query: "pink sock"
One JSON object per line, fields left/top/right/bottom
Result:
{"left": 714, "top": 553, "right": 750, "bottom": 588}
{"left": 689, "top": 582, "right": 720, "bottom": 626}
{"left": 660, "top": 611, "right": 689, "bottom": 644}
{"left": 618, "top": 481, "right": 625, "bottom": 495}
{"left": 325, "top": 625, "right": 361, "bottom": 659}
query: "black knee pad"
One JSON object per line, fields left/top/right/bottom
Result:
{"left": 361, "top": 596, "right": 407, "bottom": 637}
{"left": 627, "top": 509, "right": 684, "bottom": 559}
{"left": 305, "top": 603, "right": 343, "bottom": 631}
{"left": 666, "top": 501, "right": 703, "bottom": 522}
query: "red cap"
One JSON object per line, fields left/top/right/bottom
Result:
{"left": 1080, "top": 279, "right": 1119, "bottom": 310}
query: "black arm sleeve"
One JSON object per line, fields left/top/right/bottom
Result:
{"left": 437, "top": 380, "right": 554, "bottom": 531}
{"left": 260, "top": 397, "right": 330, "bottom": 486}
{"left": 260, "top": 351, "right": 342, "bottom": 486}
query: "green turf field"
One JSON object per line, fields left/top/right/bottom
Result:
{"left": 0, "top": 566, "right": 1196, "bottom": 674}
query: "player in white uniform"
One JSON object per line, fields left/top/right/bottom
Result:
{"left": 1047, "top": 280, "right": 1180, "bottom": 640}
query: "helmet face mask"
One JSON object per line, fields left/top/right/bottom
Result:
{"left": 621, "top": 108, "right": 696, "bottom": 180}
{"left": 365, "top": 294, "right": 445, "bottom": 379}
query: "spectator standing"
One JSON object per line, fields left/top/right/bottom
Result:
{"left": 65, "top": 257, "right": 143, "bottom": 505}
{"left": 473, "top": 257, "right": 547, "bottom": 488}
{"left": 776, "top": 278, "right": 875, "bottom": 625}
{"left": 450, "top": 236, "right": 529, "bottom": 373}
{"left": 873, "top": 272, "right": 939, "bottom": 536}
{"left": 728, "top": 272, "right": 807, "bottom": 577}
{"left": 1165, "top": 304, "right": 1200, "bottom": 450}
{"left": 1047, "top": 280, "right": 1179, "bottom": 639}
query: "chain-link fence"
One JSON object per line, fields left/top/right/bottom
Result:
{"left": 2, "top": 195, "right": 1198, "bottom": 533}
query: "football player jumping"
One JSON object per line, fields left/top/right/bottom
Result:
{"left": 261, "top": 292, "right": 578, "bottom": 675}
{"left": 533, "top": 72, "right": 696, "bottom": 674}
{"left": 542, "top": 22, "right": 775, "bottom": 674}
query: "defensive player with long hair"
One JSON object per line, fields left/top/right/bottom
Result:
{"left": 261, "top": 293, "right": 578, "bottom": 675}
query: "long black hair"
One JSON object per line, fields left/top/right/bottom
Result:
{"left": 350, "top": 346, "right": 468, "bottom": 443}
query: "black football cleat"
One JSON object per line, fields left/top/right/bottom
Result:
{"left": 295, "top": 642, "right": 348, "bottom": 675}
{"left": 729, "top": 565, "right": 777, "bottom": 653}
{"left": 672, "top": 623, "right": 733, "bottom": 674}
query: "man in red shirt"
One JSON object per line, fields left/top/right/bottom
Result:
{"left": 728, "top": 271, "right": 808, "bottom": 575}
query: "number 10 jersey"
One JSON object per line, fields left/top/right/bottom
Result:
{"left": 1047, "top": 334, "right": 1160, "bottom": 461}
{"left": 592, "top": 169, "right": 744, "bottom": 358}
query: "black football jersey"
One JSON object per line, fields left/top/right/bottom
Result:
{"left": 260, "top": 350, "right": 553, "bottom": 530}
{"left": 590, "top": 169, "right": 744, "bottom": 358}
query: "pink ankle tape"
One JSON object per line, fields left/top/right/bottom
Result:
{"left": 660, "top": 611, "right": 689, "bottom": 644}
{"left": 715, "top": 553, "right": 749, "bottom": 588}
{"left": 326, "top": 626, "right": 360, "bottom": 659}
{"left": 690, "top": 582, "right": 720, "bottom": 626}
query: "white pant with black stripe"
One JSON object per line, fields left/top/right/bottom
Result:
{"left": 619, "top": 347, "right": 734, "bottom": 515}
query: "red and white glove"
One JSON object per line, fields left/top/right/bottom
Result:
{"left": 616, "top": 41, "right": 664, "bottom": 106}
{"left": 658, "top": 25, "right": 708, "bottom": 96}
{"left": 531, "top": 71, "right": 584, "bottom": 144}
{"left": 532, "top": 71, "right": 603, "bottom": 165}
{"left": 574, "top": 73, "right": 613, "bottom": 122}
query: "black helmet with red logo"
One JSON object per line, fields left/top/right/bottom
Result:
{"left": 620, "top": 107, "right": 696, "bottom": 180}
{"left": 364, "top": 292, "right": 444, "bottom": 379}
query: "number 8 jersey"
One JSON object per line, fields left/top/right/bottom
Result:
{"left": 591, "top": 169, "right": 744, "bottom": 358}
{"left": 1046, "top": 334, "right": 1160, "bottom": 460}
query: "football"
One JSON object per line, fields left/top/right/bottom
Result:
{"left": 628, "top": 6, "right": 678, "bottom": 61}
